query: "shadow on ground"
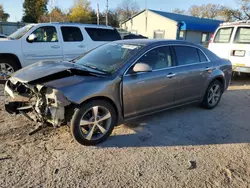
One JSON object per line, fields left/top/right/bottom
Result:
{"left": 100, "top": 88, "right": 250, "bottom": 148}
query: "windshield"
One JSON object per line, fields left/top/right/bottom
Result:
{"left": 75, "top": 43, "right": 144, "bottom": 73}
{"left": 9, "top": 24, "right": 34, "bottom": 40}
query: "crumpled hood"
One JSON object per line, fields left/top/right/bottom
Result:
{"left": 10, "top": 61, "right": 82, "bottom": 83}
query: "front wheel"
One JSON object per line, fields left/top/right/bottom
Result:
{"left": 0, "top": 58, "right": 20, "bottom": 80}
{"left": 70, "top": 100, "right": 117, "bottom": 146}
{"left": 201, "top": 80, "right": 223, "bottom": 109}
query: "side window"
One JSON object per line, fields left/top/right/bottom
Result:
{"left": 197, "top": 49, "right": 208, "bottom": 62}
{"left": 234, "top": 27, "right": 250, "bottom": 44}
{"left": 85, "top": 28, "right": 121, "bottom": 41}
{"left": 31, "top": 26, "right": 58, "bottom": 42}
{"left": 61, "top": 26, "right": 83, "bottom": 42}
{"left": 128, "top": 46, "right": 173, "bottom": 74}
{"left": 174, "top": 46, "right": 200, "bottom": 66}
{"left": 214, "top": 27, "right": 233, "bottom": 43}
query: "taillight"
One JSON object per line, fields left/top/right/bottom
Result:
{"left": 209, "top": 33, "right": 214, "bottom": 43}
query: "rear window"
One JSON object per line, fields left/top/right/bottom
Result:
{"left": 214, "top": 27, "right": 233, "bottom": 43}
{"left": 174, "top": 46, "right": 200, "bottom": 66}
{"left": 234, "top": 27, "right": 250, "bottom": 43}
{"left": 85, "top": 28, "right": 121, "bottom": 41}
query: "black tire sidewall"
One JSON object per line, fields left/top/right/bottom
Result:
{"left": 70, "top": 100, "right": 117, "bottom": 146}
{"left": 0, "top": 57, "right": 20, "bottom": 71}
{"left": 202, "top": 80, "right": 223, "bottom": 109}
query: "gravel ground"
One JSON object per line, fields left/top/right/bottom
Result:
{"left": 1, "top": 76, "right": 250, "bottom": 188}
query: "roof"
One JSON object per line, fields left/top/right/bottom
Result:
{"left": 122, "top": 9, "right": 223, "bottom": 32}
{"left": 31, "top": 22, "right": 114, "bottom": 29}
{"left": 114, "top": 39, "right": 205, "bottom": 48}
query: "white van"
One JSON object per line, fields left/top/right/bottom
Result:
{"left": 0, "top": 23, "right": 121, "bottom": 79}
{"left": 209, "top": 20, "right": 250, "bottom": 73}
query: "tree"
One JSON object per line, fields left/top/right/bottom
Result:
{"left": 188, "top": 4, "right": 223, "bottom": 19}
{"left": 116, "top": 0, "right": 140, "bottom": 22}
{"left": 22, "top": 0, "right": 48, "bottom": 23}
{"left": 68, "top": 0, "right": 92, "bottom": 23}
{"left": 0, "top": 4, "right": 9, "bottom": 21}
{"left": 39, "top": 7, "right": 68, "bottom": 22}
{"left": 172, "top": 8, "right": 186, "bottom": 14}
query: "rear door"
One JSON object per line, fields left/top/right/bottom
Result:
{"left": 60, "top": 26, "right": 86, "bottom": 61}
{"left": 209, "top": 27, "right": 234, "bottom": 59}
{"left": 123, "top": 46, "right": 177, "bottom": 119}
{"left": 172, "top": 45, "right": 211, "bottom": 104}
{"left": 228, "top": 26, "right": 250, "bottom": 71}
{"left": 22, "top": 26, "right": 63, "bottom": 66}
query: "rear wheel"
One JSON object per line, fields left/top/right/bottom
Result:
{"left": 202, "top": 80, "right": 223, "bottom": 109}
{"left": 70, "top": 100, "right": 117, "bottom": 146}
{"left": 0, "top": 58, "right": 20, "bottom": 80}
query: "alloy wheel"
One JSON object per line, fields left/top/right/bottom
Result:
{"left": 79, "top": 106, "right": 112, "bottom": 141}
{"left": 0, "top": 63, "right": 14, "bottom": 79}
{"left": 207, "top": 84, "right": 221, "bottom": 106}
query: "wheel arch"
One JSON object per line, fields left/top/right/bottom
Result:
{"left": 0, "top": 53, "right": 22, "bottom": 69}
{"left": 76, "top": 96, "right": 121, "bottom": 123}
{"left": 210, "top": 76, "right": 225, "bottom": 92}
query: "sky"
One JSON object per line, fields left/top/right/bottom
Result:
{"left": 0, "top": 0, "right": 239, "bottom": 22}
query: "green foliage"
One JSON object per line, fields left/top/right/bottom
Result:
{"left": 22, "top": 0, "right": 48, "bottom": 23}
{"left": 68, "top": 0, "right": 91, "bottom": 23}
{"left": 0, "top": 4, "right": 9, "bottom": 21}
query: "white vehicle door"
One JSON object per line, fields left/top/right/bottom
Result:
{"left": 228, "top": 26, "right": 250, "bottom": 71}
{"left": 60, "top": 26, "right": 87, "bottom": 61}
{"left": 22, "top": 26, "right": 63, "bottom": 66}
{"left": 209, "top": 27, "right": 234, "bottom": 59}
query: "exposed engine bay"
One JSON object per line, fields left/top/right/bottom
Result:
{"left": 5, "top": 77, "right": 72, "bottom": 134}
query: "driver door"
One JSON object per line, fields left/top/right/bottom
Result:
{"left": 122, "top": 46, "right": 177, "bottom": 119}
{"left": 22, "top": 26, "right": 63, "bottom": 66}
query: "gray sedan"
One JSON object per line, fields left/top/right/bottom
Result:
{"left": 4, "top": 40, "right": 232, "bottom": 145}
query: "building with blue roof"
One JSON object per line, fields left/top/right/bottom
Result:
{"left": 121, "top": 9, "right": 223, "bottom": 45}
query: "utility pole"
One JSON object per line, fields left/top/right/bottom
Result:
{"left": 106, "top": 0, "right": 109, "bottom": 25}
{"left": 50, "top": 0, "right": 55, "bottom": 23}
{"left": 97, "top": 2, "right": 100, "bottom": 25}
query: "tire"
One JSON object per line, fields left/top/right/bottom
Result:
{"left": 70, "top": 100, "right": 117, "bottom": 146}
{"left": 201, "top": 80, "right": 223, "bottom": 109}
{"left": 0, "top": 57, "right": 20, "bottom": 80}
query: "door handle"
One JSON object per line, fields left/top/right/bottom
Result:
{"left": 166, "top": 73, "right": 176, "bottom": 78}
{"left": 78, "top": 45, "right": 85, "bottom": 48}
{"left": 51, "top": 45, "right": 60, "bottom": 49}
{"left": 205, "top": 67, "right": 213, "bottom": 71}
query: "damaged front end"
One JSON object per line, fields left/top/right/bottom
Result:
{"left": 5, "top": 77, "right": 71, "bottom": 132}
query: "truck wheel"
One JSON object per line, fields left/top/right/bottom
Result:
{"left": 0, "top": 57, "right": 20, "bottom": 80}
{"left": 70, "top": 100, "right": 117, "bottom": 146}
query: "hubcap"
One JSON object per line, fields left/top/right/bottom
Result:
{"left": 80, "top": 106, "right": 112, "bottom": 141}
{"left": 0, "top": 63, "right": 14, "bottom": 80}
{"left": 208, "top": 84, "right": 221, "bottom": 106}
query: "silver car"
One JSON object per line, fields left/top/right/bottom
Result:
{"left": 4, "top": 40, "right": 232, "bottom": 145}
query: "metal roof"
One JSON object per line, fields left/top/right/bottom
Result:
{"left": 122, "top": 9, "right": 223, "bottom": 32}
{"left": 149, "top": 9, "right": 222, "bottom": 32}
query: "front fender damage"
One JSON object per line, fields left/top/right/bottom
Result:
{"left": 4, "top": 79, "right": 72, "bottom": 130}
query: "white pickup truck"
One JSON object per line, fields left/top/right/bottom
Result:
{"left": 0, "top": 23, "right": 121, "bottom": 79}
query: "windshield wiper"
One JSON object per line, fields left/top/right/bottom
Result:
{"left": 82, "top": 64, "right": 108, "bottom": 74}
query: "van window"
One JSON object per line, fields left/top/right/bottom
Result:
{"left": 174, "top": 46, "right": 200, "bottom": 66}
{"left": 85, "top": 28, "right": 121, "bottom": 41}
{"left": 234, "top": 27, "right": 250, "bottom": 43}
{"left": 61, "top": 26, "right": 83, "bottom": 42}
{"left": 214, "top": 27, "right": 233, "bottom": 43}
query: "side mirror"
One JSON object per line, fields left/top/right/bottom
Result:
{"left": 133, "top": 62, "right": 152, "bottom": 73}
{"left": 27, "top": 33, "right": 37, "bottom": 43}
